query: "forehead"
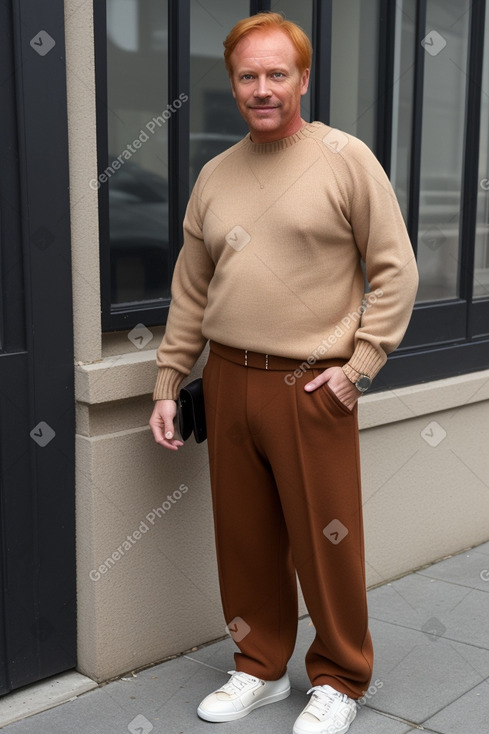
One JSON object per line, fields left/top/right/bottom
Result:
{"left": 231, "top": 29, "right": 299, "bottom": 70}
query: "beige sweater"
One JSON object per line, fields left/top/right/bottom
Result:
{"left": 154, "top": 121, "right": 418, "bottom": 400}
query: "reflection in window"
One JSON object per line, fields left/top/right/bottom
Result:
{"left": 416, "top": 0, "right": 470, "bottom": 302}
{"left": 390, "top": 0, "right": 416, "bottom": 222}
{"left": 329, "top": 0, "right": 380, "bottom": 150}
{"left": 106, "top": 0, "right": 170, "bottom": 304}
{"left": 189, "top": 0, "right": 248, "bottom": 188}
{"left": 474, "top": 2, "right": 489, "bottom": 299}
{"left": 271, "top": 0, "right": 313, "bottom": 122}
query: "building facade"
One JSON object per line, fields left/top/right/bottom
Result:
{"left": 1, "top": 0, "right": 488, "bottom": 694}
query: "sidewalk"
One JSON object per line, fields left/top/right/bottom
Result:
{"left": 1, "top": 541, "right": 489, "bottom": 733}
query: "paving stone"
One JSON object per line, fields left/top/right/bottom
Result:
{"left": 423, "top": 678, "right": 489, "bottom": 733}
{"left": 368, "top": 573, "right": 489, "bottom": 649}
{"left": 367, "top": 618, "right": 489, "bottom": 724}
{"left": 417, "top": 548, "right": 489, "bottom": 593}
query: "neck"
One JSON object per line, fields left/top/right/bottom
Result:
{"left": 250, "top": 117, "right": 307, "bottom": 144}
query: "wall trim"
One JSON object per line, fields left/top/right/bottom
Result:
{"left": 75, "top": 352, "right": 489, "bottom": 427}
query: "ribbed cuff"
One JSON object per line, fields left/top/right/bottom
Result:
{"left": 153, "top": 368, "right": 185, "bottom": 401}
{"left": 342, "top": 340, "right": 386, "bottom": 383}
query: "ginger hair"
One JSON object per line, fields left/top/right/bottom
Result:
{"left": 223, "top": 12, "right": 312, "bottom": 76}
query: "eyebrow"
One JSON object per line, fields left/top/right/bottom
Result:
{"left": 237, "top": 65, "right": 289, "bottom": 75}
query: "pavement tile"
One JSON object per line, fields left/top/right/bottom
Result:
{"left": 366, "top": 617, "right": 489, "bottom": 724}
{"left": 423, "top": 678, "right": 489, "bottom": 734}
{"left": 417, "top": 548, "right": 489, "bottom": 593}
{"left": 368, "top": 573, "right": 489, "bottom": 650}
{"left": 472, "top": 540, "right": 489, "bottom": 556}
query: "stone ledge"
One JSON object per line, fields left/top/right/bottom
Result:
{"left": 75, "top": 352, "right": 489, "bottom": 429}
{"left": 75, "top": 350, "right": 159, "bottom": 404}
{"left": 359, "top": 368, "right": 489, "bottom": 429}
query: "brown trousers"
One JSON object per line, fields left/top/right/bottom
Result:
{"left": 202, "top": 341, "right": 373, "bottom": 699}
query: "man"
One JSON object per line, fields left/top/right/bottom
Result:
{"left": 150, "top": 12, "right": 418, "bottom": 734}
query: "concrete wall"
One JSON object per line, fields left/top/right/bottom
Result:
{"left": 65, "top": 0, "right": 489, "bottom": 683}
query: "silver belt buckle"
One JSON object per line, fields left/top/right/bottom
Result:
{"left": 244, "top": 350, "right": 269, "bottom": 369}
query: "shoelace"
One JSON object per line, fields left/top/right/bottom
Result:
{"left": 305, "top": 686, "right": 350, "bottom": 718}
{"left": 219, "top": 670, "right": 260, "bottom": 695}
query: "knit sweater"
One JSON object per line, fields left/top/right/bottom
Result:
{"left": 153, "top": 121, "right": 418, "bottom": 400}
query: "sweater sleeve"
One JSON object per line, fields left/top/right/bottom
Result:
{"left": 340, "top": 138, "right": 419, "bottom": 382}
{"left": 153, "top": 177, "right": 215, "bottom": 400}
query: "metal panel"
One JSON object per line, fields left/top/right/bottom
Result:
{"left": 0, "top": 0, "right": 76, "bottom": 694}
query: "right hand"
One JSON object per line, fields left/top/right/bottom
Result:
{"left": 149, "top": 399, "right": 184, "bottom": 451}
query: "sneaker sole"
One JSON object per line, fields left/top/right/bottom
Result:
{"left": 293, "top": 709, "right": 356, "bottom": 734}
{"left": 197, "top": 686, "right": 291, "bottom": 722}
{"left": 293, "top": 723, "right": 351, "bottom": 734}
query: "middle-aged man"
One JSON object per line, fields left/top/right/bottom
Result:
{"left": 150, "top": 12, "right": 418, "bottom": 734}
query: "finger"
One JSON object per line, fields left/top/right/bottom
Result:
{"left": 304, "top": 368, "right": 332, "bottom": 391}
{"left": 160, "top": 437, "right": 184, "bottom": 451}
{"left": 150, "top": 419, "right": 166, "bottom": 444}
{"left": 163, "top": 416, "right": 176, "bottom": 441}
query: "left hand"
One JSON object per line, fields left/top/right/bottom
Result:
{"left": 304, "top": 366, "right": 360, "bottom": 411}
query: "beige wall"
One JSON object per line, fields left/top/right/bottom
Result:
{"left": 65, "top": 0, "right": 489, "bottom": 683}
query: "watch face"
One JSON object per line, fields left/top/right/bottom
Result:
{"left": 356, "top": 375, "right": 372, "bottom": 391}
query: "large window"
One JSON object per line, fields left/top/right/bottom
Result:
{"left": 95, "top": 0, "right": 489, "bottom": 387}
{"left": 329, "top": 0, "right": 380, "bottom": 151}
{"left": 105, "top": 0, "right": 170, "bottom": 305}
{"left": 189, "top": 0, "right": 248, "bottom": 189}
{"left": 416, "top": 0, "right": 470, "bottom": 303}
{"left": 474, "top": 0, "right": 489, "bottom": 301}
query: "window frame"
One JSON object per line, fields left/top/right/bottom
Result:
{"left": 371, "top": 0, "right": 489, "bottom": 390}
{"left": 94, "top": 0, "right": 489, "bottom": 390}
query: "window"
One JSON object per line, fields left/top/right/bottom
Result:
{"left": 189, "top": 0, "right": 249, "bottom": 189}
{"left": 378, "top": 0, "right": 489, "bottom": 387}
{"left": 105, "top": 0, "right": 170, "bottom": 307}
{"left": 94, "top": 0, "right": 489, "bottom": 387}
{"left": 474, "top": 0, "right": 489, "bottom": 302}
{"left": 329, "top": 0, "right": 380, "bottom": 151}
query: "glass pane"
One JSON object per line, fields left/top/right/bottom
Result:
{"left": 189, "top": 0, "right": 249, "bottom": 189}
{"left": 474, "top": 2, "right": 489, "bottom": 299}
{"left": 106, "top": 0, "right": 170, "bottom": 304}
{"left": 269, "top": 0, "right": 313, "bottom": 122}
{"left": 330, "top": 0, "right": 380, "bottom": 150}
{"left": 416, "top": 0, "right": 470, "bottom": 302}
{"left": 390, "top": 0, "right": 416, "bottom": 223}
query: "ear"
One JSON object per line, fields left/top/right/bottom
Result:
{"left": 300, "top": 68, "right": 310, "bottom": 96}
{"left": 229, "top": 74, "right": 237, "bottom": 99}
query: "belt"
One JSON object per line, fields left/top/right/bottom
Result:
{"left": 209, "top": 341, "right": 344, "bottom": 372}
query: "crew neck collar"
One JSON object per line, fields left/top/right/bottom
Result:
{"left": 244, "top": 121, "right": 322, "bottom": 154}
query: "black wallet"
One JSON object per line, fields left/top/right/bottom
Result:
{"left": 177, "top": 378, "right": 207, "bottom": 443}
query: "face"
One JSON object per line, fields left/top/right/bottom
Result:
{"left": 229, "top": 28, "right": 310, "bottom": 143}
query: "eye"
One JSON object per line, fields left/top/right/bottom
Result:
{"left": 240, "top": 73, "right": 254, "bottom": 81}
{"left": 272, "top": 72, "right": 285, "bottom": 79}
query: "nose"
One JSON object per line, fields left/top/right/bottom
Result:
{"left": 254, "top": 75, "right": 271, "bottom": 98}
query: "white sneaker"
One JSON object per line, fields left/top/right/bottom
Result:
{"left": 293, "top": 685, "right": 357, "bottom": 734}
{"left": 197, "top": 669, "right": 290, "bottom": 722}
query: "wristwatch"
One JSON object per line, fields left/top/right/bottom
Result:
{"left": 355, "top": 374, "right": 372, "bottom": 393}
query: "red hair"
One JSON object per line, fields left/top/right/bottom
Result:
{"left": 223, "top": 12, "right": 312, "bottom": 76}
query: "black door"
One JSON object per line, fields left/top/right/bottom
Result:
{"left": 0, "top": 0, "right": 76, "bottom": 695}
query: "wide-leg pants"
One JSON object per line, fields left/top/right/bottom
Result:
{"left": 202, "top": 341, "right": 373, "bottom": 699}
